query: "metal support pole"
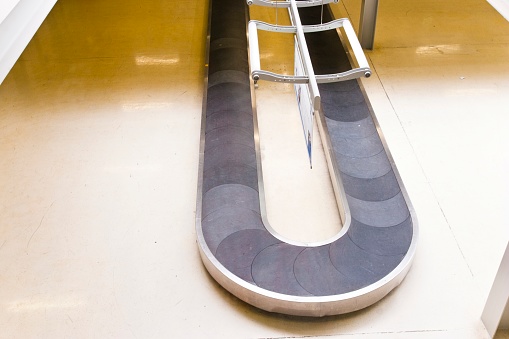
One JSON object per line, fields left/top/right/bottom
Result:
{"left": 289, "top": 0, "right": 321, "bottom": 111}
{"left": 359, "top": 0, "right": 378, "bottom": 50}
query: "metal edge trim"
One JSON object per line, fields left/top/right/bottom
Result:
{"left": 195, "top": 0, "right": 213, "bottom": 251}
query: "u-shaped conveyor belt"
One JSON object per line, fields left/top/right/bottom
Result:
{"left": 195, "top": 0, "right": 418, "bottom": 316}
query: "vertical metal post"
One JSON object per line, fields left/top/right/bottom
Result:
{"left": 359, "top": 0, "right": 378, "bottom": 50}
{"left": 289, "top": 0, "right": 320, "bottom": 111}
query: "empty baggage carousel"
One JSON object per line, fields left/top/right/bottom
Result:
{"left": 196, "top": 0, "right": 418, "bottom": 316}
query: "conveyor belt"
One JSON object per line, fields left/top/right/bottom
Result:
{"left": 196, "top": 0, "right": 418, "bottom": 316}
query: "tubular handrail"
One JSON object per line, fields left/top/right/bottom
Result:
{"left": 247, "top": 0, "right": 338, "bottom": 7}
{"left": 247, "top": 18, "right": 371, "bottom": 98}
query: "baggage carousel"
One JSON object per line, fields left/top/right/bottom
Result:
{"left": 196, "top": 0, "right": 418, "bottom": 316}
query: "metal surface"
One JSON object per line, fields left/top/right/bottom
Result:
{"left": 289, "top": 0, "right": 321, "bottom": 111}
{"left": 195, "top": 0, "right": 214, "bottom": 254}
{"left": 247, "top": 0, "right": 322, "bottom": 111}
{"left": 247, "top": 0, "right": 338, "bottom": 8}
{"left": 359, "top": 0, "right": 378, "bottom": 49}
{"left": 247, "top": 17, "right": 371, "bottom": 92}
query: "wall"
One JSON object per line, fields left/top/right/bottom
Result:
{"left": 487, "top": 0, "right": 509, "bottom": 20}
{"left": 482, "top": 242, "right": 509, "bottom": 337}
{"left": 0, "top": 0, "right": 57, "bottom": 84}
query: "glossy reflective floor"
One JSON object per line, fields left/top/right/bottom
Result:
{"left": 0, "top": 0, "right": 508, "bottom": 338}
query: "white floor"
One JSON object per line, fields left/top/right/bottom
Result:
{"left": 0, "top": 0, "right": 508, "bottom": 338}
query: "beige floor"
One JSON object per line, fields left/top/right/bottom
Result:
{"left": 0, "top": 0, "right": 508, "bottom": 338}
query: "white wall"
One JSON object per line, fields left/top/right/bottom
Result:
{"left": 487, "top": 0, "right": 509, "bottom": 21}
{"left": 0, "top": 0, "right": 22, "bottom": 23}
{"left": 0, "top": 0, "right": 57, "bottom": 85}
{"left": 482, "top": 242, "right": 509, "bottom": 337}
